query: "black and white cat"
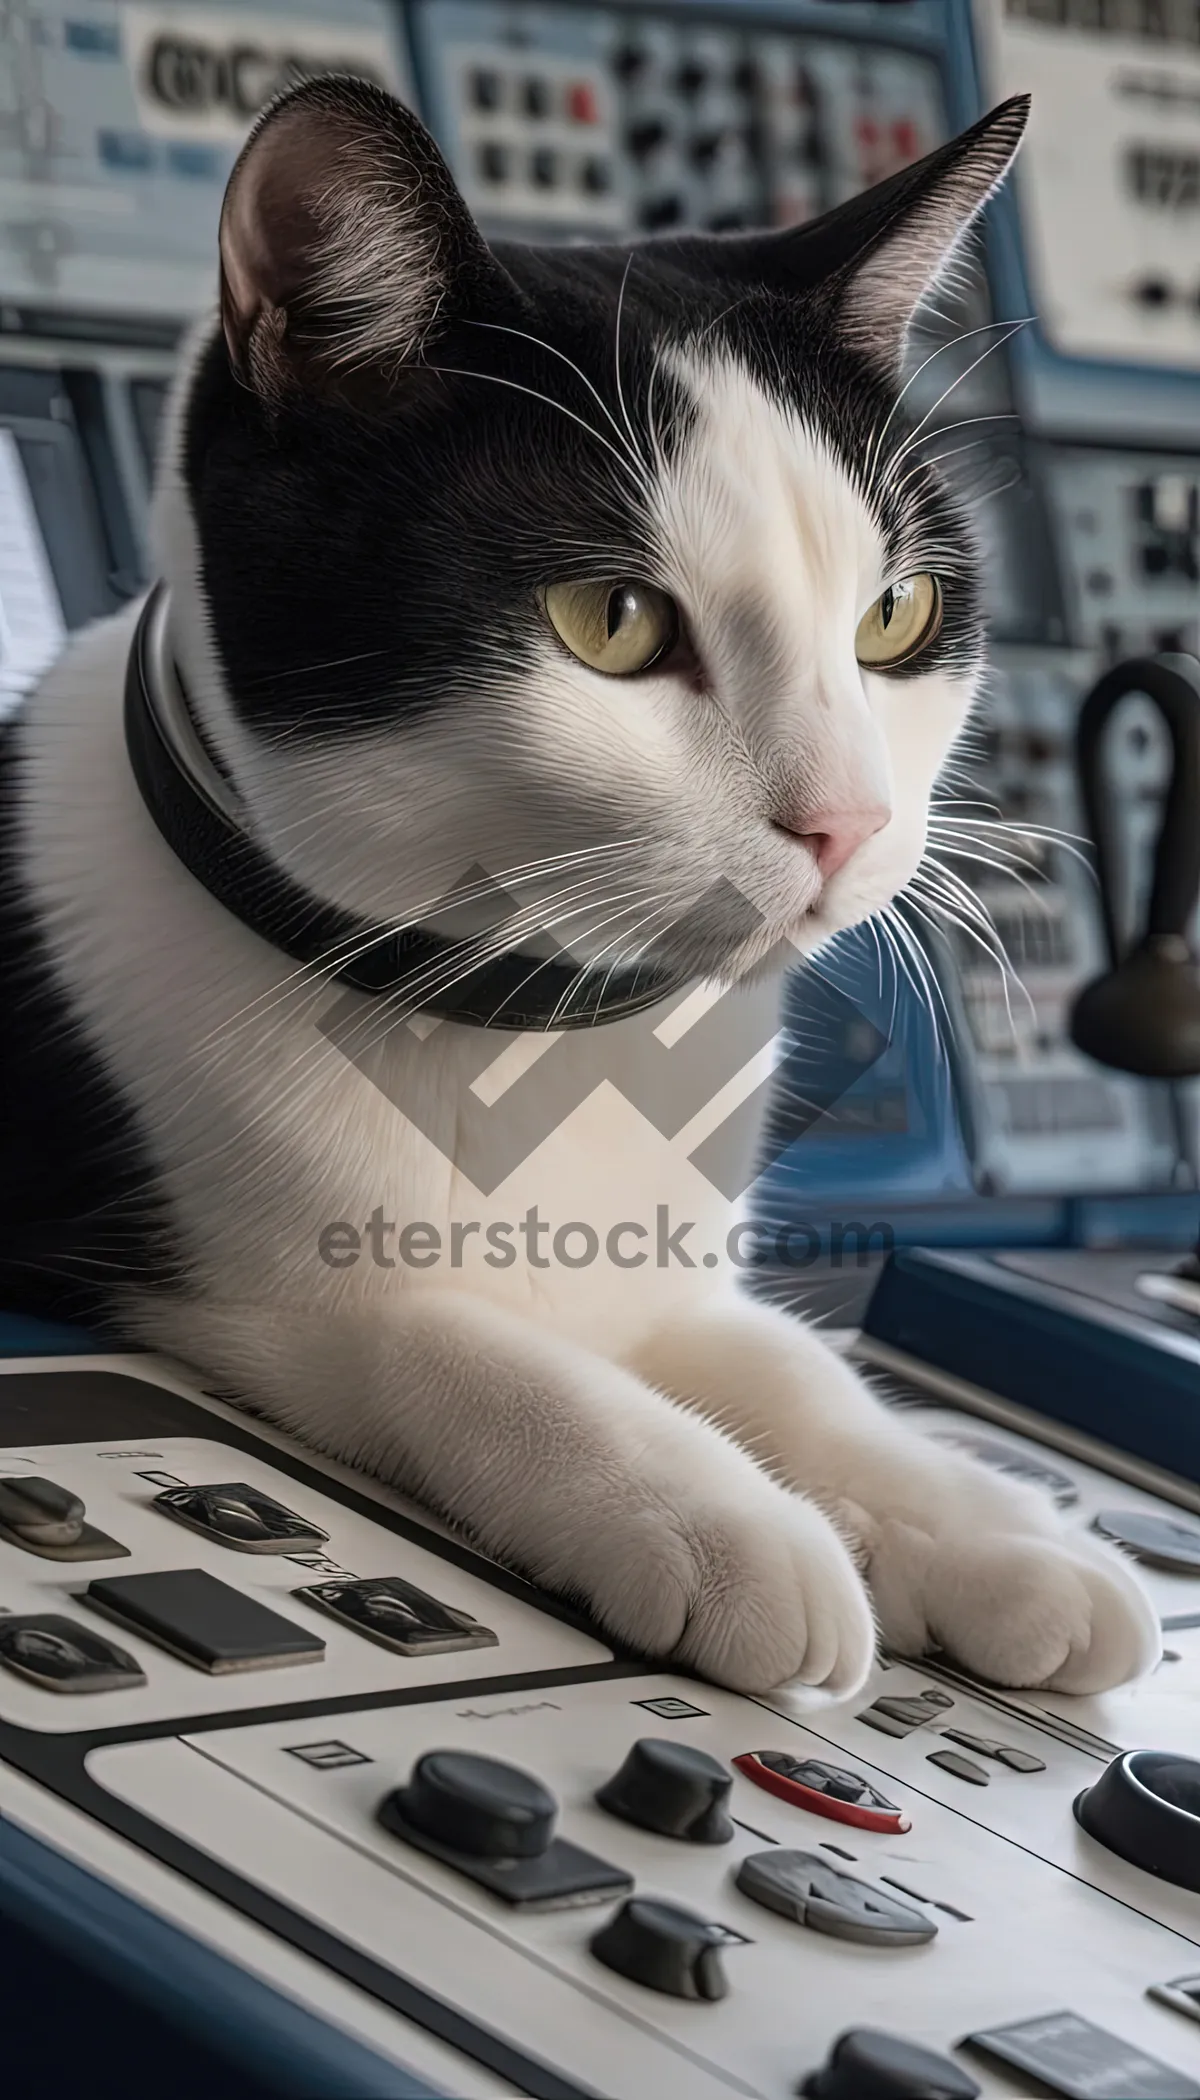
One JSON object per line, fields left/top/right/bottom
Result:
{"left": 0, "top": 79, "right": 1159, "bottom": 1698}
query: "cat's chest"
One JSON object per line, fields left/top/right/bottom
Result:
{"left": 206, "top": 1015, "right": 741, "bottom": 1354}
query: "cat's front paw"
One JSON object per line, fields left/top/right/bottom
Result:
{"left": 867, "top": 1514, "right": 1161, "bottom": 1693}
{"left": 592, "top": 1485, "right": 875, "bottom": 1699}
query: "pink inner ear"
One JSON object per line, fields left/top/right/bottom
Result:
{"left": 220, "top": 113, "right": 327, "bottom": 371}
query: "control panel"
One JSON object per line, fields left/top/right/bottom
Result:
{"left": 4, "top": 1349, "right": 1200, "bottom": 2098}
{"left": 0, "top": 0, "right": 411, "bottom": 325}
{"left": 1044, "top": 452, "right": 1200, "bottom": 661}
{"left": 0, "top": 1425, "right": 604, "bottom": 1734}
{"left": 407, "top": 2, "right": 946, "bottom": 244}
{"left": 975, "top": 0, "right": 1200, "bottom": 375}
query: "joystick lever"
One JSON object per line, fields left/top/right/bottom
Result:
{"left": 1070, "top": 655, "right": 1200, "bottom": 1078}
{"left": 1075, "top": 1748, "right": 1200, "bottom": 1891}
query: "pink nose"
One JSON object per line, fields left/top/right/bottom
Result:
{"left": 778, "top": 804, "right": 890, "bottom": 880}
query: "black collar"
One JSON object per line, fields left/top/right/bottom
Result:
{"left": 123, "top": 586, "right": 685, "bottom": 1030}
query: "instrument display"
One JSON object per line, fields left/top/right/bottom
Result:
{"left": 975, "top": 0, "right": 1200, "bottom": 371}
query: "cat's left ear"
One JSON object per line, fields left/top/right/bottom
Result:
{"left": 724, "top": 97, "right": 1029, "bottom": 370}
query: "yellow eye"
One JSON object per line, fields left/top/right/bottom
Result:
{"left": 855, "top": 573, "right": 942, "bottom": 670}
{"left": 542, "top": 579, "right": 679, "bottom": 676}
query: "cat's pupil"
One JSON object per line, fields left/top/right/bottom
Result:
{"left": 880, "top": 587, "right": 895, "bottom": 630}
{"left": 607, "top": 588, "right": 632, "bottom": 639}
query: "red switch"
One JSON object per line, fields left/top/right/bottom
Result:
{"left": 891, "top": 117, "right": 920, "bottom": 163}
{"left": 567, "top": 80, "right": 599, "bottom": 124}
{"left": 733, "top": 1752, "right": 911, "bottom": 1834}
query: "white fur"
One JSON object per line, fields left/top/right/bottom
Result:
{"left": 13, "top": 331, "right": 1159, "bottom": 1698}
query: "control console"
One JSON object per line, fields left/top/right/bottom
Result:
{"left": 2, "top": 1349, "right": 1200, "bottom": 2097}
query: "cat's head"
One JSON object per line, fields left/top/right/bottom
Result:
{"left": 158, "top": 79, "right": 1027, "bottom": 996}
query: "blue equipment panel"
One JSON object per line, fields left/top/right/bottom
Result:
{"left": 0, "top": 1818, "right": 432, "bottom": 2100}
{"left": 862, "top": 1245, "right": 1200, "bottom": 1486}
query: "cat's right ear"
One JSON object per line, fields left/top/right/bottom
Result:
{"left": 219, "top": 75, "right": 504, "bottom": 401}
{"left": 703, "top": 97, "right": 1029, "bottom": 375}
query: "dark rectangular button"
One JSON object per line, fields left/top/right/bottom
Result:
{"left": 873, "top": 1696, "right": 941, "bottom": 1726}
{"left": 927, "top": 1749, "right": 989, "bottom": 1786}
{"left": 294, "top": 1575, "right": 497, "bottom": 1657}
{"left": 85, "top": 1569, "right": 325, "bottom": 1674}
{"left": 941, "top": 1730, "right": 1003, "bottom": 1757}
{"left": 940, "top": 1730, "right": 1046, "bottom": 1773}
{"left": 964, "top": 2011, "right": 1200, "bottom": 2098}
{"left": 856, "top": 1708, "right": 911, "bottom": 1739}
{"left": 470, "top": 67, "right": 502, "bottom": 110}
{"left": 0, "top": 1613, "right": 146, "bottom": 1693}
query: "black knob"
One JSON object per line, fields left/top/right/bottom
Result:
{"left": 1075, "top": 1749, "right": 1200, "bottom": 1891}
{"left": 628, "top": 118, "right": 667, "bottom": 160}
{"left": 590, "top": 1897, "right": 729, "bottom": 2000}
{"left": 801, "top": 2028, "right": 980, "bottom": 2099}
{"left": 596, "top": 1738, "right": 733, "bottom": 1843}
{"left": 613, "top": 43, "right": 646, "bottom": 83}
{"left": 691, "top": 130, "right": 722, "bottom": 170}
{"left": 0, "top": 1476, "right": 84, "bottom": 1547}
{"left": 385, "top": 1751, "right": 556, "bottom": 1860}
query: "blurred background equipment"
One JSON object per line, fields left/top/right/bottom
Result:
{"left": 4, "top": 1, "right": 1200, "bottom": 1281}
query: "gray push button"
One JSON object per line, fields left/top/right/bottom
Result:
{"left": 0, "top": 1476, "right": 127, "bottom": 1562}
{"left": 0, "top": 1476, "right": 81, "bottom": 1545}
{"left": 802, "top": 2027, "right": 980, "bottom": 2099}
{"left": 735, "top": 1850, "right": 937, "bottom": 1945}
{"left": 590, "top": 1898, "right": 730, "bottom": 2000}
{"left": 0, "top": 1613, "right": 145, "bottom": 1693}
{"left": 154, "top": 1483, "right": 329, "bottom": 1553}
{"left": 380, "top": 1750, "right": 632, "bottom": 1912}
{"left": 294, "top": 1575, "right": 497, "bottom": 1656}
{"left": 85, "top": 1568, "right": 325, "bottom": 1673}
